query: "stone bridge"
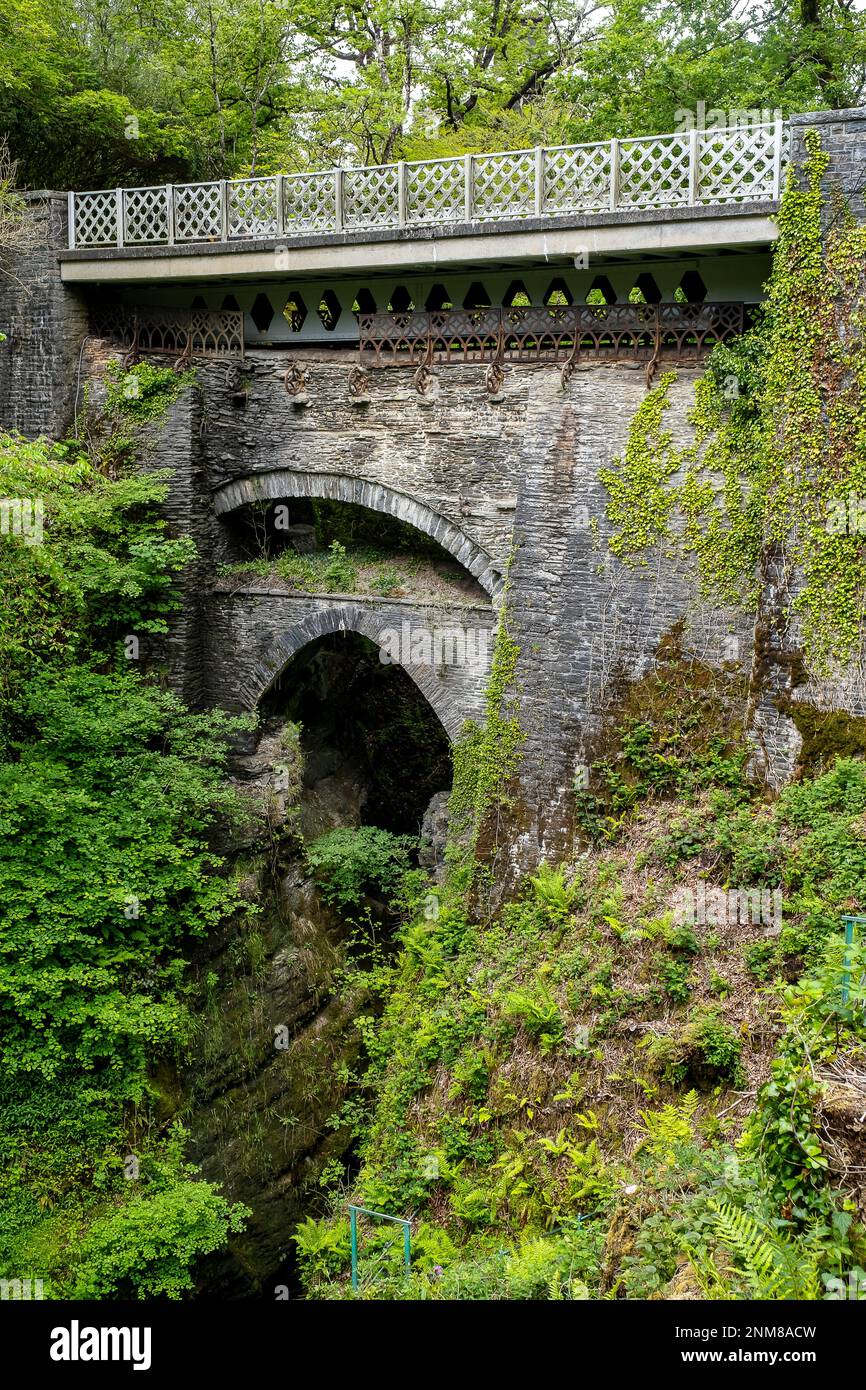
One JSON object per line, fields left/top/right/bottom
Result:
{"left": 204, "top": 590, "right": 494, "bottom": 739}
{"left": 212, "top": 471, "right": 504, "bottom": 601}
{"left": 2, "top": 107, "right": 866, "bottom": 858}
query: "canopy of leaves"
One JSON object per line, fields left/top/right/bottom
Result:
{"left": 2, "top": 0, "right": 865, "bottom": 187}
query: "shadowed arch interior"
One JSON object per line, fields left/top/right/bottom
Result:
{"left": 254, "top": 603, "right": 466, "bottom": 740}
{"left": 260, "top": 625, "right": 453, "bottom": 836}
{"left": 212, "top": 471, "right": 503, "bottom": 600}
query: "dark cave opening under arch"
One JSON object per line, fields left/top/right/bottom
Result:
{"left": 261, "top": 629, "right": 452, "bottom": 837}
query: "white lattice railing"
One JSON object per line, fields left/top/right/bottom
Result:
{"left": 68, "top": 121, "right": 786, "bottom": 249}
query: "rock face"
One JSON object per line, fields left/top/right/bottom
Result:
{"left": 419, "top": 789, "right": 451, "bottom": 880}
{"left": 300, "top": 767, "right": 366, "bottom": 839}
{"left": 174, "top": 853, "right": 368, "bottom": 1297}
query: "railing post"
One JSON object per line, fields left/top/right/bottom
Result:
{"left": 397, "top": 160, "right": 407, "bottom": 226}
{"left": 276, "top": 175, "right": 285, "bottom": 237}
{"left": 464, "top": 153, "right": 474, "bottom": 222}
{"left": 772, "top": 115, "right": 784, "bottom": 200}
{"left": 165, "top": 185, "right": 174, "bottom": 245}
{"left": 688, "top": 127, "right": 699, "bottom": 205}
{"left": 609, "top": 140, "right": 620, "bottom": 210}
{"left": 67, "top": 191, "right": 75, "bottom": 249}
{"left": 219, "top": 181, "right": 228, "bottom": 241}
{"left": 334, "top": 169, "right": 344, "bottom": 231}
{"left": 115, "top": 188, "right": 123, "bottom": 248}
{"left": 534, "top": 146, "right": 544, "bottom": 215}
{"left": 350, "top": 1207, "right": 358, "bottom": 1291}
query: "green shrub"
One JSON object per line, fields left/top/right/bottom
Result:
{"left": 662, "top": 918, "right": 700, "bottom": 953}
{"left": 645, "top": 1009, "right": 743, "bottom": 1088}
{"left": 72, "top": 1180, "right": 248, "bottom": 1299}
{"left": 323, "top": 540, "right": 357, "bottom": 593}
{"left": 306, "top": 825, "right": 415, "bottom": 907}
{"left": 292, "top": 1216, "right": 350, "bottom": 1282}
{"left": 0, "top": 669, "right": 249, "bottom": 1087}
{"left": 745, "top": 939, "right": 778, "bottom": 979}
{"left": 656, "top": 956, "right": 693, "bottom": 1003}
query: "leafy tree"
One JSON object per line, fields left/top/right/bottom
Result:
{"left": 2, "top": 0, "right": 864, "bottom": 188}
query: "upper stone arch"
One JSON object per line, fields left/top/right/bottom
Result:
{"left": 212, "top": 470, "right": 504, "bottom": 600}
{"left": 250, "top": 602, "right": 478, "bottom": 740}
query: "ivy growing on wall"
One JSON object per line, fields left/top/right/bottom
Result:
{"left": 447, "top": 585, "right": 523, "bottom": 894}
{"left": 598, "top": 370, "right": 682, "bottom": 561}
{"left": 600, "top": 130, "right": 866, "bottom": 677}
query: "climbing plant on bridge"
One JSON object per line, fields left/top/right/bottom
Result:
{"left": 601, "top": 129, "right": 866, "bottom": 678}
{"left": 447, "top": 583, "right": 523, "bottom": 901}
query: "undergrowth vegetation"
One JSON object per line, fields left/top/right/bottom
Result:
{"left": 0, "top": 373, "right": 251, "bottom": 1299}
{"left": 296, "top": 752, "right": 866, "bottom": 1300}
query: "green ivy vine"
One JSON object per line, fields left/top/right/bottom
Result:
{"left": 447, "top": 580, "right": 523, "bottom": 892}
{"left": 600, "top": 130, "right": 866, "bottom": 677}
{"left": 598, "top": 370, "right": 682, "bottom": 561}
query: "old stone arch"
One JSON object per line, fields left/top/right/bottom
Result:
{"left": 251, "top": 602, "right": 485, "bottom": 741}
{"left": 211, "top": 470, "right": 504, "bottom": 601}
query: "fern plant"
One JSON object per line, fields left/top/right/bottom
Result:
{"left": 529, "top": 862, "right": 580, "bottom": 916}
{"left": 703, "top": 1201, "right": 822, "bottom": 1299}
{"left": 637, "top": 1091, "right": 700, "bottom": 1163}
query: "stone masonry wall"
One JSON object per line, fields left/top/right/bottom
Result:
{"left": 0, "top": 193, "right": 88, "bottom": 438}
{"left": 203, "top": 591, "right": 494, "bottom": 738}
{"left": 789, "top": 107, "right": 866, "bottom": 222}
{"left": 131, "top": 352, "right": 753, "bottom": 859}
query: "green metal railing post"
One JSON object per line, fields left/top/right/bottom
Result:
{"left": 348, "top": 1204, "right": 411, "bottom": 1292}
{"left": 840, "top": 915, "right": 866, "bottom": 1006}
{"left": 349, "top": 1205, "right": 359, "bottom": 1291}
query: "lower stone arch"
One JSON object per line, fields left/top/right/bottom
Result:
{"left": 212, "top": 470, "right": 503, "bottom": 600}
{"left": 251, "top": 604, "right": 472, "bottom": 740}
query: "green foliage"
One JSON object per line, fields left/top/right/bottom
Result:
{"left": 322, "top": 540, "right": 358, "bottom": 593}
{"left": 3, "top": 0, "right": 865, "bottom": 191}
{"left": 528, "top": 862, "right": 580, "bottom": 917}
{"left": 102, "top": 360, "right": 193, "bottom": 422}
{"left": 573, "top": 641, "right": 748, "bottom": 841}
{"left": 72, "top": 1176, "right": 248, "bottom": 1299}
{"left": 371, "top": 564, "right": 403, "bottom": 597}
{"left": 292, "top": 1215, "right": 350, "bottom": 1281}
{"left": 602, "top": 133, "right": 866, "bottom": 677}
{"left": 448, "top": 596, "right": 523, "bottom": 887}
{"left": 706, "top": 1201, "right": 822, "bottom": 1300}
{"left": 304, "top": 757, "right": 866, "bottom": 1302}
{"left": 644, "top": 1009, "right": 743, "bottom": 1088}
{"left": 306, "top": 826, "right": 415, "bottom": 908}
{"left": 0, "top": 668, "right": 249, "bottom": 1088}
{"left": 0, "top": 408, "right": 248, "bottom": 1299}
{"left": 743, "top": 938, "right": 866, "bottom": 1219}
{"left": 501, "top": 986, "right": 565, "bottom": 1054}
{"left": 599, "top": 372, "right": 682, "bottom": 559}
{"left": 638, "top": 1092, "right": 700, "bottom": 1164}
{"left": 0, "top": 433, "right": 194, "bottom": 729}
{"left": 655, "top": 956, "right": 693, "bottom": 1004}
